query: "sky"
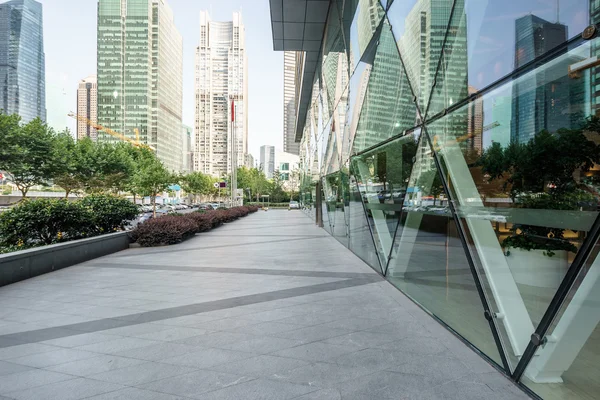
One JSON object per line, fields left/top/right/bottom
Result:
{"left": 40, "top": 0, "right": 283, "bottom": 162}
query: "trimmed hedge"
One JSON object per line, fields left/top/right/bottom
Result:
{"left": 130, "top": 206, "right": 259, "bottom": 247}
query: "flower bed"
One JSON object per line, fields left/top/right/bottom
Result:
{"left": 130, "top": 206, "right": 259, "bottom": 247}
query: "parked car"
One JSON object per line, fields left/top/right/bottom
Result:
{"left": 198, "top": 204, "right": 214, "bottom": 211}
{"left": 288, "top": 201, "right": 300, "bottom": 210}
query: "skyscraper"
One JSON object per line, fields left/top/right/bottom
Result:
{"left": 284, "top": 51, "right": 301, "bottom": 155}
{"left": 97, "top": 0, "right": 183, "bottom": 171}
{"left": 194, "top": 11, "right": 248, "bottom": 177}
{"left": 76, "top": 75, "right": 98, "bottom": 141}
{"left": 0, "top": 0, "right": 45, "bottom": 123}
{"left": 260, "top": 145, "right": 275, "bottom": 179}
{"left": 511, "top": 14, "right": 569, "bottom": 143}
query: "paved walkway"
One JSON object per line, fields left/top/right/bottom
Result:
{"left": 0, "top": 211, "right": 530, "bottom": 400}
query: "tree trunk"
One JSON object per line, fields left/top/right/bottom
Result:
{"left": 65, "top": 189, "right": 71, "bottom": 199}
{"left": 152, "top": 195, "right": 157, "bottom": 217}
{"left": 20, "top": 187, "right": 28, "bottom": 199}
{"left": 133, "top": 193, "right": 137, "bottom": 204}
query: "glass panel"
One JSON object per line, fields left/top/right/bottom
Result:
{"left": 428, "top": 0, "right": 590, "bottom": 119}
{"left": 352, "top": 19, "right": 420, "bottom": 154}
{"left": 344, "top": 0, "right": 385, "bottom": 76}
{"left": 352, "top": 132, "right": 420, "bottom": 266}
{"left": 386, "top": 131, "right": 503, "bottom": 365}
{"left": 521, "top": 229, "right": 600, "bottom": 399}
{"left": 321, "top": 178, "right": 332, "bottom": 234}
{"left": 349, "top": 165, "right": 384, "bottom": 273}
{"left": 426, "top": 38, "right": 600, "bottom": 371}
{"left": 388, "top": 0, "right": 454, "bottom": 114}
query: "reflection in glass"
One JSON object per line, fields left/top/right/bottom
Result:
{"left": 353, "top": 19, "right": 419, "bottom": 153}
{"left": 522, "top": 235, "right": 600, "bottom": 400}
{"left": 344, "top": 0, "right": 385, "bottom": 75}
{"left": 427, "top": 37, "right": 600, "bottom": 373}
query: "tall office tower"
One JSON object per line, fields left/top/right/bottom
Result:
{"left": 0, "top": 0, "right": 45, "bottom": 122}
{"left": 97, "top": 0, "right": 183, "bottom": 171}
{"left": 510, "top": 15, "right": 583, "bottom": 143}
{"left": 260, "top": 145, "right": 275, "bottom": 179}
{"left": 244, "top": 153, "right": 254, "bottom": 169}
{"left": 466, "top": 85, "right": 483, "bottom": 153}
{"left": 592, "top": 1, "right": 600, "bottom": 115}
{"left": 76, "top": 75, "right": 98, "bottom": 141}
{"left": 182, "top": 125, "right": 193, "bottom": 174}
{"left": 284, "top": 51, "right": 300, "bottom": 155}
{"left": 194, "top": 11, "right": 248, "bottom": 177}
{"left": 398, "top": 0, "right": 467, "bottom": 115}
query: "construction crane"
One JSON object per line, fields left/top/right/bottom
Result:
{"left": 67, "top": 112, "right": 154, "bottom": 151}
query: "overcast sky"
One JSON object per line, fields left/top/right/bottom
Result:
{"left": 41, "top": 0, "right": 283, "bottom": 162}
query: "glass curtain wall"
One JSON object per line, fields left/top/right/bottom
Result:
{"left": 296, "top": 0, "right": 600, "bottom": 398}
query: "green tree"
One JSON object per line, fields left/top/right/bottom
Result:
{"left": 133, "top": 158, "right": 175, "bottom": 216}
{"left": 52, "top": 131, "right": 83, "bottom": 198}
{"left": 181, "top": 171, "right": 212, "bottom": 203}
{"left": 268, "top": 170, "right": 286, "bottom": 203}
{"left": 0, "top": 115, "right": 58, "bottom": 198}
{"left": 416, "top": 169, "right": 444, "bottom": 205}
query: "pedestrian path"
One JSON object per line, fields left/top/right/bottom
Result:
{"left": 0, "top": 210, "right": 530, "bottom": 399}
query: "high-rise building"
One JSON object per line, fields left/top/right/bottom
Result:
{"left": 97, "top": 0, "right": 183, "bottom": 171}
{"left": 511, "top": 15, "right": 569, "bottom": 143}
{"left": 76, "top": 75, "right": 98, "bottom": 141}
{"left": 0, "top": 0, "right": 45, "bottom": 123}
{"left": 259, "top": 145, "right": 275, "bottom": 179}
{"left": 284, "top": 51, "right": 301, "bottom": 155}
{"left": 244, "top": 153, "right": 255, "bottom": 169}
{"left": 466, "top": 85, "right": 483, "bottom": 153}
{"left": 194, "top": 11, "right": 248, "bottom": 177}
{"left": 182, "top": 125, "right": 193, "bottom": 174}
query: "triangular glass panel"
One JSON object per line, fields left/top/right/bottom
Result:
{"left": 343, "top": 0, "right": 386, "bottom": 76}
{"left": 350, "top": 131, "right": 419, "bottom": 266}
{"left": 348, "top": 164, "right": 385, "bottom": 273}
{"left": 352, "top": 18, "right": 420, "bottom": 154}
{"left": 423, "top": 38, "right": 599, "bottom": 369}
{"left": 388, "top": 0, "right": 456, "bottom": 116}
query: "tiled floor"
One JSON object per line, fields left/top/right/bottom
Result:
{"left": 0, "top": 211, "right": 531, "bottom": 399}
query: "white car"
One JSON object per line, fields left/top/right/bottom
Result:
{"left": 288, "top": 201, "right": 300, "bottom": 210}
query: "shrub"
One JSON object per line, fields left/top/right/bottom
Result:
{"left": 79, "top": 194, "right": 139, "bottom": 234}
{"left": 131, "top": 215, "right": 197, "bottom": 247}
{"left": 0, "top": 198, "right": 94, "bottom": 247}
{"left": 187, "top": 212, "right": 213, "bottom": 232}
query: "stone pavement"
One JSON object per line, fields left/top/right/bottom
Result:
{"left": 0, "top": 210, "right": 530, "bottom": 399}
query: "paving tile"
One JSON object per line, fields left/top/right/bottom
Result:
{"left": 209, "top": 355, "right": 310, "bottom": 377}
{"left": 0, "top": 343, "right": 59, "bottom": 361}
{"left": 316, "top": 317, "right": 390, "bottom": 332}
{"left": 89, "top": 361, "right": 195, "bottom": 386}
{"left": 277, "top": 312, "right": 345, "bottom": 327}
{"left": 162, "top": 348, "right": 255, "bottom": 369}
{"left": 7, "top": 348, "right": 98, "bottom": 368}
{"left": 75, "top": 337, "right": 161, "bottom": 354}
{"left": 402, "top": 379, "right": 523, "bottom": 400}
{"left": 375, "top": 336, "right": 449, "bottom": 355}
{"left": 0, "top": 369, "right": 74, "bottom": 394}
{"left": 229, "top": 321, "right": 304, "bottom": 336}
{"left": 83, "top": 387, "right": 190, "bottom": 400}
{"left": 321, "top": 331, "right": 397, "bottom": 350}
{"left": 46, "top": 354, "right": 147, "bottom": 376}
{"left": 193, "top": 378, "right": 315, "bottom": 400}
{"left": 100, "top": 323, "right": 172, "bottom": 337}
{"left": 0, "top": 360, "right": 33, "bottom": 377}
{"left": 114, "top": 342, "right": 203, "bottom": 362}
{"left": 41, "top": 332, "right": 121, "bottom": 348}
{"left": 271, "top": 326, "right": 351, "bottom": 343}
{"left": 193, "top": 318, "right": 261, "bottom": 331}
{"left": 238, "top": 309, "right": 306, "bottom": 322}
{"left": 135, "top": 327, "right": 211, "bottom": 342}
{"left": 176, "top": 331, "right": 257, "bottom": 348}
{"left": 218, "top": 336, "right": 304, "bottom": 354}
{"left": 271, "top": 361, "right": 375, "bottom": 387}
{"left": 291, "top": 388, "right": 342, "bottom": 400}
{"left": 271, "top": 342, "right": 356, "bottom": 362}
{"left": 331, "top": 348, "right": 422, "bottom": 370}
{"left": 141, "top": 370, "right": 252, "bottom": 398}
{"left": 387, "top": 354, "right": 472, "bottom": 384}
{"left": 4, "top": 377, "right": 125, "bottom": 400}
{"left": 336, "top": 370, "right": 438, "bottom": 400}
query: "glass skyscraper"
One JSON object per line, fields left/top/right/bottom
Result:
{"left": 0, "top": 0, "right": 45, "bottom": 123}
{"left": 273, "top": 0, "right": 600, "bottom": 398}
{"left": 97, "top": 0, "right": 183, "bottom": 172}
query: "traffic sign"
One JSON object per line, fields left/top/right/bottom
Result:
{"left": 213, "top": 182, "right": 219, "bottom": 188}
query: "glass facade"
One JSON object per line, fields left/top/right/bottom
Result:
{"left": 0, "top": 0, "right": 45, "bottom": 123}
{"left": 97, "top": 0, "right": 183, "bottom": 172}
{"left": 296, "top": 0, "right": 600, "bottom": 398}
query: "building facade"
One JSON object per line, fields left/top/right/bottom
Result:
{"left": 0, "top": 0, "right": 45, "bottom": 123}
{"left": 182, "top": 124, "right": 193, "bottom": 174}
{"left": 283, "top": 51, "right": 300, "bottom": 155}
{"left": 194, "top": 11, "right": 248, "bottom": 177}
{"left": 271, "top": 0, "right": 600, "bottom": 399}
{"left": 259, "top": 145, "right": 275, "bottom": 179}
{"left": 97, "top": 0, "right": 183, "bottom": 171}
{"left": 76, "top": 75, "right": 98, "bottom": 141}
{"left": 244, "top": 153, "right": 254, "bottom": 169}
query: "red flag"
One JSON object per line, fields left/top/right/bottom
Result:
{"left": 231, "top": 100, "right": 235, "bottom": 122}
